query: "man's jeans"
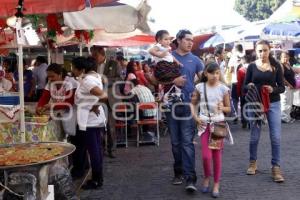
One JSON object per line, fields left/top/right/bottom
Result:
{"left": 249, "top": 101, "right": 281, "bottom": 166}
{"left": 165, "top": 104, "right": 197, "bottom": 183}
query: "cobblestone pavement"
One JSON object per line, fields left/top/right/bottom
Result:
{"left": 80, "top": 121, "right": 300, "bottom": 200}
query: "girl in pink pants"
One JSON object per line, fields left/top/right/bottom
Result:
{"left": 191, "top": 62, "right": 231, "bottom": 198}
{"left": 200, "top": 125, "right": 223, "bottom": 192}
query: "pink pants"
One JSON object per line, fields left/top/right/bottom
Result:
{"left": 200, "top": 125, "right": 223, "bottom": 183}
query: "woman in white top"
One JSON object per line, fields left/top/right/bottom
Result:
{"left": 72, "top": 57, "right": 108, "bottom": 190}
{"left": 191, "top": 62, "right": 231, "bottom": 198}
{"left": 0, "top": 69, "right": 13, "bottom": 92}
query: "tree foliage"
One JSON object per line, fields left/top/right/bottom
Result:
{"left": 234, "top": 0, "right": 286, "bottom": 21}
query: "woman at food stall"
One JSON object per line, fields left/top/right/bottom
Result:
{"left": 72, "top": 56, "right": 108, "bottom": 189}
{"left": 36, "top": 63, "right": 77, "bottom": 114}
{"left": 35, "top": 63, "right": 79, "bottom": 199}
{"left": 36, "top": 63, "right": 78, "bottom": 137}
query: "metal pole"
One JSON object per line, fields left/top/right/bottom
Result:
{"left": 47, "top": 48, "right": 51, "bottom": 65}
{"left": 16, "top": 16, "right": 26, "bottom": 143}
{"left": 88, "top": 46, "right": 91, "bottom": 55}
{"left": 18, "top": 44, "right": 26, "bottom": 143}
{"left": 79, "top": 42, "right": 83, "bottom": 56}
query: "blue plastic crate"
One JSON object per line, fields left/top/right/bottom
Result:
{"left": 0, "top": 96, "right": 20, "bottom": 105}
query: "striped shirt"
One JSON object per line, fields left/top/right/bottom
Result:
{"left": 131, "top": 85, "right": 156, "bottom": 117}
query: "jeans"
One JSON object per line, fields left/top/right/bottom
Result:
{"left": 165, "top": 104, "right": 197, "bottom": 183}
{"left": 249, "top": 101, "right": 281, "bottom": 166}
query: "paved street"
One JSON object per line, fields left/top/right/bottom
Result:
{"left": 80, "top": 121, "right": 300, "bottom": 200}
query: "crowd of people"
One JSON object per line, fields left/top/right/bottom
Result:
{"left": 1, "top": 28, "right": 300, "bottom": 199}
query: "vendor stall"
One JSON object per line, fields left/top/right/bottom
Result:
{"left": 0, "top": 118, "right": 63, "bottom": 144}
{"left": 0, "top": 102, "right": 63, "bottom": 144}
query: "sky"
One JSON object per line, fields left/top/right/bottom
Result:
{"left": 147, "top": 0, "right": 247, "bottom": 35}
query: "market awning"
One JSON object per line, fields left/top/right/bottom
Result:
{"left": 0, "top": 48, "right": 9, "bottom": 56}
{"left": 0, "top": 0, "right": 116, "bottom": 17}
{"left": 199, "top": 29, "right": 241, "bottom": 49}
{"left": 268, "top": 0, "right": 300, "bottom": 23}
{"left": 191, "top": 33, "right": 214, "bottom": 51}
{"left": 261, "top": 21, "right": 300, "bottom": 41}
{"left": 63, "top": 0, "right": 150, "bottom": 33}
{"left": 91, "top": 34, "right": 155, "bottom": 47}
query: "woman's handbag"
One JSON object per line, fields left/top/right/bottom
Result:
{"left": 204, "top": 83, "right": 229, "bottom": 139}
{"left": 211, "top": 121, "right": 228, "bottom": 139}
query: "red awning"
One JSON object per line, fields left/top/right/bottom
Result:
{"left": 0, "top": 48, "right": 9, "bottom": 56}
{"left": 92, "top": 35, "right": 155, "bottom": 47}
{"left": 0, "top": 0, "right": 116, "bottom": 17}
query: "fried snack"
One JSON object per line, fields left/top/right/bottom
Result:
{"left": 0, "top": 144, "right": 64, "bottom": 166}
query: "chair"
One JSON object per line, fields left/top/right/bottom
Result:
{"left": 114, "top": 103, "right": 129, "bottom": 148}
{"left": 136, "top": 102, "right": 159, "bottom": 147}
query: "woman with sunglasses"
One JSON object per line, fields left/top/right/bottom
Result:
{"left": 244, "top": 40, "right": 285, "bottom": 182}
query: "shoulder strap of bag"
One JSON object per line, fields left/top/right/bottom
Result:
{"left": 204, "top": 83, "right": 211, "bottom": 122}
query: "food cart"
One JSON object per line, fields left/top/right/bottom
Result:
{"left": 0, "top": 100, "right": 63, "bottom": 144}
{"left": 0, "top": 142, "right": 75, "bottom": 200}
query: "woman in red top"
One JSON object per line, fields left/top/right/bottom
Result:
{"left": 134, "top": 61, "right": 149, "bottom": 86}
{"left": 36, "top": 63, "right": 78, "bottom": 116}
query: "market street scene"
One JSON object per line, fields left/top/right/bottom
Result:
{"left": 80, "top": 121, "right": 300, "bottom": 200}
{"left": 0, "top": 0, "right": 300, "bottom": 200}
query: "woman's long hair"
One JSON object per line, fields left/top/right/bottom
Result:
{"left": 124, "top": 61, "right": 136, "bottom": 81}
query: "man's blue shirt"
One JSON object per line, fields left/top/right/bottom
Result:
{"left": 172, "top": 51, "right": 204, "bottom": 102}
